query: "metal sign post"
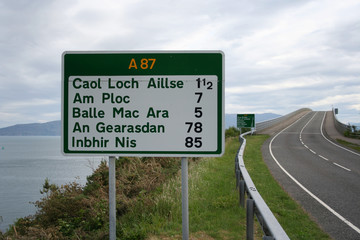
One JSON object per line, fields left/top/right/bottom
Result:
{"left": 109, "top": 156, "right": 116, "bottom": 240}
{"left": 181, "top": 157, "right": 189, "bottom": 239}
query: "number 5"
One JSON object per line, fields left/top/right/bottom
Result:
{"left": 195, "top": 107, "right": 202, "bottom": 118}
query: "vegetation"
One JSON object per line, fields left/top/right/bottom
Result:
{"left": 344, "top": 124, "right": 360, "bottom": 139}
{"left": 0, "top": 138, "right": 251, "bottom": 240}
{"left": 145, "top": 136, "right": 262, "bottom": 239}
{"left": 336, "top": 138, "right": 360, "bottom": 152}
{"left": 225, "top": 126, "right": 240, "bottom": 138}
{"left": 0, "top": 157, "right": 183, "bottom": 239}
{"left": 0, "top": 130, "right": 330, "bottom": 239}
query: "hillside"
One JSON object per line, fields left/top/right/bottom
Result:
{"left": 0, "top": 120, "right": 61, "bottom": 136}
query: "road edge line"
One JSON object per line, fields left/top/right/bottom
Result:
{"left": 269, "top": 112, "right": 360, "bottom": 235}
{"left": 320, "top": 112, "right": 360, "bottom": 157}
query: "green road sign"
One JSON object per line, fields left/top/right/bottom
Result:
{"left": 62, "top": 51, "right": 224, "bottom": 156}
{"left": 237, "top": 114, "right": 255, "bottom": 128}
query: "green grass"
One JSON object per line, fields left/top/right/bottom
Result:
{"left": 244, "top": 135, "right": 331, "bottom": 240}
{"left": 336, "top": 138, "right": 360, "bottom": 152}
{"left": 145, "top": 137, "right": 255, "bottom": 239}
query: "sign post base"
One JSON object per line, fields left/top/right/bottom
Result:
{"left": 181, "top": 157, "right": 189, "bottom": 240}
{"left": 109, "top": 156, "right": 116, "bottom": 240}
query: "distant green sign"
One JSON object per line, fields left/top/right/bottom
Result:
{"left": 237, "top": 114, "right": 255, "bottom": 128}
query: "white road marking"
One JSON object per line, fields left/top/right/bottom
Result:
{"left": 301, "top": 112, "right": 354, "bottom": 173}
{"left": 269, "top": 112, "right": 360, "bottom": 235}
{"left": 318, "top": 155, "right": 329, "bottom": 161}
{"left": 333, "top": 162, "right": 351, "bottom": 172}
{"left": 299, "top": 112, "right": 317, "bottom": 155}
{"left": 320, "top": 112, "right": 360, "bottom": 157}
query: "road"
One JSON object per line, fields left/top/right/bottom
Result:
{"left": 262, "top": 111, "right": 360, "bottom": 240}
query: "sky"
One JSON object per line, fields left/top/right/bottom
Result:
{"left": 0, "top": 0, "right": 359, "bottom": 128}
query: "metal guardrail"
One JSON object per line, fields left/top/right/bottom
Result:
{"left": 332, "top": 108, "right": 350, "bottom": 135}
{"left": 256, "top": 108, "right": 311, "bottom": 132}
{"left": 332, "top": 108, "right": 360, "bottom": 139}
{"left": 234, "top": 108, "right": 316, "bottom": 239}
{"left": 235, "top": 131, "right": 290, "bottom": 240}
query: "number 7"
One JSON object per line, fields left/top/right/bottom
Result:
{"left": 195, "top": 92, "right": 203, "bottom": 103}
{"left": 148, "top": 59, "right": 156, "bottom": 69}
{"left": 185, "top": 122, "right": 193, "bottom": 133}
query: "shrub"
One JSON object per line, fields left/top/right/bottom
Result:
{"left": 3, "top": 157, "right": 181, "bottom": 239}
{"left": 225, "top": 127, "right": 240, "bottom": 138}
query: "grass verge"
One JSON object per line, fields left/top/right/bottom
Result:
{"left": 244, "top": 134, "right": 331, "bottom": 240}
{"left": 147, "top": 134, "right": 330, "bottom": 239}
{"left": 146, "top": 137, "right": 260, "bottom": 239}
{"left": 336, "top": 138, "right": 360, "bottom": 152}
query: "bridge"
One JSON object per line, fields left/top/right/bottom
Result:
{"left": 238, "top": 109, "right": 360, "bottom": 239}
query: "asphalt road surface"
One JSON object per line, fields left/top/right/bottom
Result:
{"left": 262, "top": 111, "right": 360, "bottom": 240}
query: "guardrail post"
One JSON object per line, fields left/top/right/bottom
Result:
{"left": 236, "top": 128, "right": 290, "bottom": 240}
{"left": 239, "top": 180, "right": 245, "bottom": 208}
{"left": 246, "top": 199, "right": 254, "bottom": 240}
{"left": 236, "top": 168, "right": 240, "bottom": 189}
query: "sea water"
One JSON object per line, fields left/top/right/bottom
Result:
{"left": 0, "top": 136, "right": 103, "bottom": 232}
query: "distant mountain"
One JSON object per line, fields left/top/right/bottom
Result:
{"left": 0, "top": 114, "right": 281, "bottom": 136}
{"left": 225, "top": 113, "right": 282, "bottom": 129}
{"left": 0, "top": 120, "right": 61, "bottom": 136}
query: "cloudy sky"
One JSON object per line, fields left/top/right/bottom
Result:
{"left": 0, "top": 0, "right": 359, "bottom": 128}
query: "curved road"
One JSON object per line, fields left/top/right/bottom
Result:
{"left": 262, "top": 111, "right": 360, "bottom": 240}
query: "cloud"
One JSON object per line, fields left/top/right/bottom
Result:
{"left": 226, "top": 76, "right": 325, "bottom": 94}
{"left": 2, "top": 99, "right": 58, "bottom": 111}
{"left": 0, "top": 97, "right": 59, "bottom": 127}
{"left": 309, "top": 94, "right": 360, "bottom": 110}
{"left": 0, "top": 0, "right": 360, "bottom": 127}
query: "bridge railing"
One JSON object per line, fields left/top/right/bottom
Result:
{"left": 332, "top": 108, "right": 351, "bottom": 135}
{"left": 332, "top": 108, "right": 360, "bottom": 139}
{"left": 255, "top": 108, "right": 310, "bottom": 132}
{"left": 235, "top": 131, "right": 289, "bottom": 240}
